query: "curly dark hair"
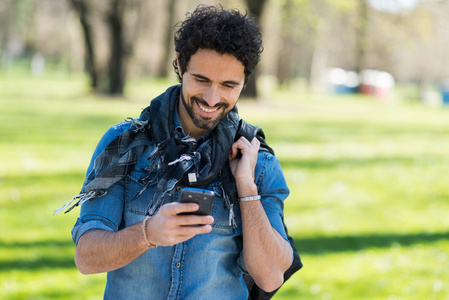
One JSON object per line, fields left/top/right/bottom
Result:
{"left": 173, "top": 4, "right": 263, "bottom": 85}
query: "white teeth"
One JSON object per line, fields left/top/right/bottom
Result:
{"left": 198, "top": 103, "right": 218, "bottom": 113}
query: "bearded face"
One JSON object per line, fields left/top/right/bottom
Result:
{"left": 176, "top": 49, "right": 245, "bottom": 138}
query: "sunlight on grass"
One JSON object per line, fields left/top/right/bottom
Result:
{"left": 1, "top": 71, "right": 449, "bottom": 299}
{"left": 277, "top": 241, "right": 449, "bottom": 299}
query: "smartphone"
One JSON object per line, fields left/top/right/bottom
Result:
{"left": 178, "top": 187, "right": 214, "bottom": 216}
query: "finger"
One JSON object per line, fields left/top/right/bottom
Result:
{"left": 178, "top": 215, "right": 214, "bottom": 226}
{"left": 162, "top": 223, "right": 213, "bottom": 245}
{"left": 233, "top": 137, "right": 257, "bottom": 158}
{"left": 237, "top": 136, "right": 251, "bottom": 145}
{"left": 251, "top": 137, "right": 260, "bottom": 151}
{"left": 162, "top": 202, "right": 200, "bottom": 216}
{"left": 230, "top": 138, "right": 250, "bottom": 157}
{"left": 150, "top": 221, "right": 212, "bottom": 246}
{"left": 251, "top": 136, "right": 260, "bottom": 146}
{"left": 177, "top": 224, "right": 213, "bottom": 235}
{"left": 229, "top": 143, "right": 239, "bottom": 160}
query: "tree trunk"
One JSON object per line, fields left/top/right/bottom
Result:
{"left": 70, "top": 0, "right": 142, "bottom": 96}
{"left": 276, "top": 38, "right": 295, "bottom": 87}
{"left": 107, "top": 0, "right": 126, "bottom": 95}
{"left": 70, "top": 0, "right": 98, "bottom": 89}
{"left": 159, "top": 0, "right": 176, "bottom": 77}
{"left": 309, "top": 20, "right": 331, "bottom": 94}
{"left": 355, "top": 0, "right": 368, "bottom": 74}
{"left": 276, "top": 0, "right": 295, "bottom": 87}
{"left": 241, "top": 0, "right": 268, "bottom": 99}
{"left": 0, "top": 0, "right": 11, "bottom": 65}
{"left": 245, "top": 0, "right": 266, "bottom": 21}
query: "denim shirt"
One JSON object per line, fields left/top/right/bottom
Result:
{"left": 72, "top": 110, "right": 291, "bottom": 300}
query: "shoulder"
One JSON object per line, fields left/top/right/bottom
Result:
{"left": 104, "top": 121, "right": 132, "bottom": 140}
{"left": 90, "top": 121, "right": 132, "bottom": 159}
{"left": 256, "top": 150, "right": 281, "bottom": 171}
{"left": 100, "top": 121, "right": 131, "bottom": 144}
{"left": 255, "top": 151, "right": 286, "bottom": 186}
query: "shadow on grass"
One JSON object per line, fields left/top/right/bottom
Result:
{"left": 0, "top": 239, "right": 76, "bottom": 271}
{"left": 2, "top": 232, "right": 447, "bottom": 271}
{"left": 0, "top": 256, "right": 76, "bottom": 271}
{"left": 0, "top": 239, "right": 73, "bottom": 248}
{"left": 292, "top": 231, "right": 449, "bottom": 255}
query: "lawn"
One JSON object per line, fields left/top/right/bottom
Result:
{"left": 1, "top": 70, "right": 448, "bottom": 299}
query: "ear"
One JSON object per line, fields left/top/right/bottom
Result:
{"left": 176, "top": 53, "right": 182, "bottom": 79}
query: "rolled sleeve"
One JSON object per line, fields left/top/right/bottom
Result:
{"left": 72, "top": 219, "right": 116, "bottom": 245}
{"left": 71, "top": 178, "right": 125, "bottom": 245}
{"left": 72, "top": 122, "right": 130, "bottom": 245}
{"left": 256, "top": 152, "right": 293, "bottom": 255}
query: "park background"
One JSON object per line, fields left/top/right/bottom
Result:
{"left": 1, "top": 0, "right": 449, "bottom": 299}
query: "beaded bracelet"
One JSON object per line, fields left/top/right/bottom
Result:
{"left": 142, "top": 216, "right": 157, "bottom": 248}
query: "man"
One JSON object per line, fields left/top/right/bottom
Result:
{"left": 62, "top": 5, "right": 294, "bottom": 299}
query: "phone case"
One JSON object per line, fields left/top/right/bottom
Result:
{"left": 179, "top": 188, "right": 214, "bottom": 215}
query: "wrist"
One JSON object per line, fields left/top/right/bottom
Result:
{"left": 236, "top": 182, "right": 258, "bottom": 198}
{"left": 142, "top": 216, "right": 157, "bottom": 248}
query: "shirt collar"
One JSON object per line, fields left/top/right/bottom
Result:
{"left": 173, "top": 104, "right": 184, "bottom": 133}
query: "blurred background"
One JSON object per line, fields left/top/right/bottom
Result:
{"left": 2, "top": 0, "right": 449, "bottom": 102}
{"left": 1, "top": 0, "right": 449, "bottom": 299}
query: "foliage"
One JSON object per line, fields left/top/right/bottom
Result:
{"left": 1, "top": 72, "right": 449, "bottom": 299}
{"left": 3, "top": 0, "right": 449, "bottom": 94}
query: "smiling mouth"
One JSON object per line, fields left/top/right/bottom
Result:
{"left": 198, "top": 102, "right": 220, "bottom": 113}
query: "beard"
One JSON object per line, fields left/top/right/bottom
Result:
{"left": 180, "top": 86, "right": 230, "bottom": 131}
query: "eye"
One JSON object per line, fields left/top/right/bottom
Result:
{"left": 195, "top": 78, "right": 208, "bottom": 84}
{"left": 223, "top": 83, "right": 240, "bottom": 90}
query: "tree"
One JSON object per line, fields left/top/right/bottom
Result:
{"left": 270, "top": 0, "right": 314, "bottom": 88}
{"left": 107, "top": 0, "right": 127, "bottom": 95}
{"left": 70, "top": 0, "right": 97, "bottom": 89}
{"left": 158, "top": 0, "right": 177, "bottom": 77}
{"left": 0, "top": 0, "right": 13, "bottom": 65}
{"left": 0, "top": 0, "right": 35, "bottom": 67}
{"left": 241, "top": 0, "right": 268, "bottom": 99}
{"left": 69, "top": 0, "right": 142, "bottom": 95}
{"left": 355, "top": 0, "right": 368, "bottom": 74}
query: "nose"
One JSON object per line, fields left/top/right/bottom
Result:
{"left": 203, "top": 86, "right": 221, "bottom": 106}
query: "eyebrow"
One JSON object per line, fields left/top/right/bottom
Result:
{"left": 191, "top": 73, "right": 242, "bottom": 87}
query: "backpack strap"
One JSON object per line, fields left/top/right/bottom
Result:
{"left": 235, "top": 119, "right": 274, "bottom": 156}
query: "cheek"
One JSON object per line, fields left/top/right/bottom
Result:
{"left": 186, "top": 82, "right": 208, "bottom": 97}
{"left": 224, "top": 89, "right": 242, "bottom": 105}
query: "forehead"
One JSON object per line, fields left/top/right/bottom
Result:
{"left": 186, "top": 49, "right": 245, "bottom": 82}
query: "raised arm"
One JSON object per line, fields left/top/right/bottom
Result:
{"left": 229, "top": 137, "right": 292, "bottom": 292}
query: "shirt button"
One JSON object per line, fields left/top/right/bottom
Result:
{"left": 176, "top": 262, "right": 181, "bottom": 268}
{"left": 176, "top": 186, "right": 182, "bottom": 192}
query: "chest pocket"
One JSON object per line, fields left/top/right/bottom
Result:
{"left": 124, "top": 170, "right": 158, "bottom": 215}
{"left": 124, "top": 170, "right": 241, "bottom": 230}
{"left": 209, "top": 184, "right": 242, "bottom": 230}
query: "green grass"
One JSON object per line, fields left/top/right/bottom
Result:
{"left": 1, "top": 71, "right": 449, "bottom": 299}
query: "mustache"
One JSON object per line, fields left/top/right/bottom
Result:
{"left": 191, "top": 96, "right": 228, "bottom": 109}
